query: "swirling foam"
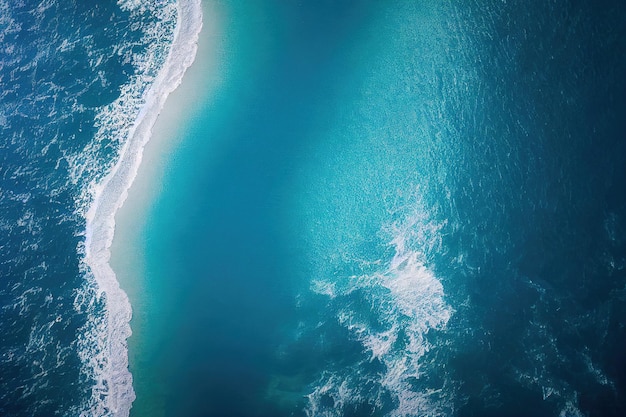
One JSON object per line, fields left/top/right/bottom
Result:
{"left": 306, "top": 210, "right": 455, "bottom": 417}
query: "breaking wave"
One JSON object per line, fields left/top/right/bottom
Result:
{"left": 305, "top": 207, "right": 456, "bottom": 417}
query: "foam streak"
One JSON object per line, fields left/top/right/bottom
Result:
{"left": 82, "top": 1, "right": 202, "bottom": 415}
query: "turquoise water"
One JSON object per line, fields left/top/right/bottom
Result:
{"left": 128, "top": 1, "right": 626, "bottom": 416}
{"left": 132, "top": 1, "right": 362, "bottom": 414}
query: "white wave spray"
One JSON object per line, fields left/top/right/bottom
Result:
{"left": 80, "top": 1, "right": 202, "bottom": 415}
{"left": 306, "top": 207, "right": 455, "bottom": 417}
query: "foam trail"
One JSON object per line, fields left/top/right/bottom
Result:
{"left": 83, "top": 1, "right": 202, "bottom": 415}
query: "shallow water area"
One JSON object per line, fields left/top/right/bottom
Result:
{"left": 109, "top": 1, "right": 223, "bottom": 416}
{"left": 114, "top": 1, "right": 402, "bottom": 415}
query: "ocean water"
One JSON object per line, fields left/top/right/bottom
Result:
{"left": 130, "top": 1, "right": 626, "bottom": 417}
{"left": 1, "top": 0, "right": 200, "bottom": 416}
{"left": 2, "top": 1, "right": 626, "bottom": 417}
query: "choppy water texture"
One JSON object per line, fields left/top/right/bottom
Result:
{"left": 0, "top": 0, "right": 198, "bottom": 415}
{"left": 2, "top": 0, "right": 626, "bottom": 417}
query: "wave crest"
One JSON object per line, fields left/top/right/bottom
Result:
{"left": 77, "top": 1, "right": 202, "bottom": 415}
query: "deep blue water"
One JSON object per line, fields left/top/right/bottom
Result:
{"left": 0, "top": 0, "right": 179, "bottom": 415}
{"left": 1, "top": 1, "right": 626, "bottom": 417}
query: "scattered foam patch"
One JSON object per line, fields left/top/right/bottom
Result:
{"left": 306, "top": 208, "right": 455, "bottom": 417}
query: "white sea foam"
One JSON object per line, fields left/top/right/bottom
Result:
{"left": 307, "top": 209, "right": 455, "bottom": 417}
{"left": 559, "top": 399, "right": 585, "bottom": 417}
{"left": 79, "top": 1, "right": 202, "bottom": 416}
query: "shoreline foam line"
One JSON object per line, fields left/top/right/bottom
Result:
{"left": 83, "top": 1, "right": 202, "bottom": 415}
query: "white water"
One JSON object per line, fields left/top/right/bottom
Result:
{"left": 81, "top": 1, "right": 202, "bottom": 415}
{"left": 306, "top": 210, "right": 455, "bottom": 417}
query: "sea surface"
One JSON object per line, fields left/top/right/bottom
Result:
{"left": 1, "top": 0, "right": 200, "bottom": 415}
{"left": 1, "top": 1, "right": 626, "bottom": 417}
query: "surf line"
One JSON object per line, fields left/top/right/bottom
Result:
{"left": 83, "top": 1, "right": 202, "bottom": 415}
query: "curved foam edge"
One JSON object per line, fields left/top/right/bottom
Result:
{"left": 82, "top": 1, "right": 202, "bottom": 415}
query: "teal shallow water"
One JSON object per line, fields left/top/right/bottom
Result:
{"left": 129, "top": 1, "right": 384, "bottom": 415}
